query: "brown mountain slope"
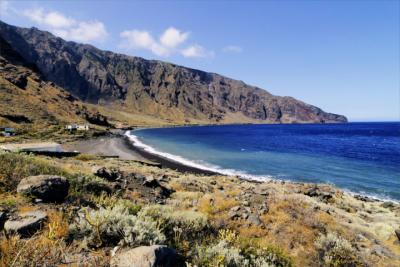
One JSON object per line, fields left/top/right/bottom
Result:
{"left": 0, "top": 21, "right": 347, "bottom": 124}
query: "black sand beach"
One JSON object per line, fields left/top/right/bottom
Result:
{"left": 63, "top": 134, "right": 218, "bottom": 176}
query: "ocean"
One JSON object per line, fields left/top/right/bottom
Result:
{"left": 127, "top": 122, "right": 400, "bottom": 201}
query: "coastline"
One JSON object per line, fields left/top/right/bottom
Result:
{"left": 121, "top": 134, "right": 219, "bottom": 175}
{"left": 64, "top": 128, "right": 398, "bottom": 203}
{"left": 123, "top": 128, "right": 399, "bottom": 203}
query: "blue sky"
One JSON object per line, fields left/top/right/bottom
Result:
{"left": 1, "top": 0, "right": 399, "bottom": 121}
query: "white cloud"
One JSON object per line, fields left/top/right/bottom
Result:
{"left": 160, "top": 27, "right": 189, "bottom": 48}
{"left": 181, "top": 44, "right": 214, "bottom": 58}
{"left": 21, "top": 7, "right": 107, "bottom": 43}
{"left": 23, "top": 8, "right": 75, "bottom": 28}
{"left": 120, "top": 27, "right": 212, "bottom": 59}
{"left": 223, "top": 45, "right": 243, "bottom": 53}
{"left": 120, "top": 30, "right": 170, "bottom": 57}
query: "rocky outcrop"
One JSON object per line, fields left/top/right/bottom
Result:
{"left": 4, "top": 210, "right": 47, "bottom": 237}
{"left": 110, "top": 245, "right": 177, "bottom": 267}
{"left": 17, "top": 175, "right": 69, "bottom": 202}
{"left": 0, "top": 21, "right": 347, "bottom": 124}
{"left": 95, "top": 167, "right": 123, "bottom": 181}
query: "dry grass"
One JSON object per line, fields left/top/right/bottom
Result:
{"left": 0, "top": 152, "right": 68, "bottom": 192}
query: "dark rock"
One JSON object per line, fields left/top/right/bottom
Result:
{"left": 381, "top": 202, "right": 395, "bottom": 209}
{"left": 0, "top": 211, "right": 7, "bottom": 230}
{"left": 85, "top": 181, "right": 112, "bottom": 196}
{"left": 95, "top": 167, "right": 122, "bottom": 181}
{"left": 17, "top": 175, "right": 69, "bottom": 202}
{"left": 395, "top": 229, "right": 400, "bottom": 242}
{"left": 110, "top": 245, "right": 177, "bottom": 267}
{"left": 4, "top": 72, "right": 28, "bottom": 89}
{"left": 4, "top": 210, "right": 47, "bottom": 237}
{"left": 303, "top": 186, "right": 334, "bottom": 203}
{"left": 142, "top": 176, "right": 173, "bottom": 197}
{"left": 143, "top": 176, "right": 161, "bottom": 188}
{"left": 84, "top": 112, "right": 111, "bottom": 127}
{"left": 354, "top": 195, "right": 375, "bottom": 202}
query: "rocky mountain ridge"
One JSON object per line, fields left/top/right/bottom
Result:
{"left": 0, "top": 21, "right": 347, "bottom": 124}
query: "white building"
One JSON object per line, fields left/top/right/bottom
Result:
{"left": 65, "top": 124, "right": 90, "bottom": 131}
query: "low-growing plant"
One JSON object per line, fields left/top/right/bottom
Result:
{"left": 140, "top": 205, "right": 209, "bottom": 240}
{"left": 315, "top": 232, "right": 361, "bottom": 267}
{"left": 74, "top": 153, "right": 99, "bottom": 161}
{"left": 90, "top": 193, "right": 141, "bottom": 215}
{"left": 69, "top": 204, "right": 165, "bottom": 248}
{"left": 194, "top": 239, "right": 247, "bottom": 267}
{"left": 0, "top": 194, "right": 19, "bottom": 209}
{"left": 192, "top": 229, "right": 293, "bottom": 267}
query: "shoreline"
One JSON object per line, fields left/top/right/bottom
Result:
{"left": 121, "top": 135, "right": 218, "bottom": 176}
{"left": 64, "top": 129, "right": 398, "bottom": 203}
{"left": 122, "top": 129, "right": 399, "bottom": 203}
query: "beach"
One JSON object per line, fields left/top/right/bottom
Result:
{"left": 62, "top": 134, "right": 218, "bottom": 175}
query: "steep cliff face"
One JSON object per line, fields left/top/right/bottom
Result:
{"left": 0, "top": 21, "right": 347, "bottom": 124}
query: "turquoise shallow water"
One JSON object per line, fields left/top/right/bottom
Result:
{"left": 128, "top": 122, "right": 400, "bottom": 201}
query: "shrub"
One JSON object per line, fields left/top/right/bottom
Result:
{"left": 194, "top": 239, "right": 247, "bottom": 266}
{"left": 90, "top": 193, "right": 141, "bottom": 215}
{"left": 315, "top": 232, "right": 360, "bottom": 267}
{"left": 74, "top": 153, "right": 99, "bottom": 161}
{"left": 192, "top": 229, "right": 293, "bottom": 267}
{"left": 68, "top": 174, "right": 111, "bottom": 197}
{"left": 69, "top": 204, "right": 165, "bottom": 248}
{"left": 140, "top": 205, "right": 209, "bottom": 241}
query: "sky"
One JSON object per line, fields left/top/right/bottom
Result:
{"left": 1, "top": 0, "right": 399, "bottom": 121}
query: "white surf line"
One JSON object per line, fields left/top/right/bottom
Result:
{"left": 125, "top": 130, "right": 399, "bottom": 203}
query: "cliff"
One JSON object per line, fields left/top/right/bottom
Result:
{"left": 0, "top": 21, "right": 347, "bottom": 124}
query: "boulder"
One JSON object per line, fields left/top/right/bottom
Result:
{"left": 302, "top": 185, "right": 334, "bottom": 203}
{"left": 95, "top": 167, "right": 122, "bottom": 181}
{"left": 17, "top": 175, "right": 69, "bottom": 202}
{"left": 110, "top": 245, "right": 177, "bottom": 267}
{"left": 4, "top": 210, "right": 47, "bottom": 237}
{"left": 85, "top": 181, "right": 112, "bottom": 196}
{"left": 143, "top": 176, "right": 173, "bottom": 197}
{"left": 247, "top": 215, "right": 263, "bottom": 226}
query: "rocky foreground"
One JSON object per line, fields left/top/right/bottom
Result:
{"left": 0, "top": 152, "right": 399, "bottom": 266}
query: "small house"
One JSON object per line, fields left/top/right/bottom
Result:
{"left": 1, "top": 127, "right": 15, "bottom": 137}
{"left": 65, "top": 124, "right": 90, "bottom": 131}
{"left": 77, "top": 124, "right": 90, "bottom": 131}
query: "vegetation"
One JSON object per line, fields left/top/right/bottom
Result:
{"left": 0, "top": 152, "right": 67, "bottom": 192}
{"left": 315, "top": 232, "right": 361, "bottom": 267}
{"left": 0, "top": 152, "right": 398, "bottom": 266}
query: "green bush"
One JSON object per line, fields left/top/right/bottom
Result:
{"left": 192, "top": 229, "right": 293, "bottom": 267}
{"left": 90, "top": 193, "right": 141, "bottom": 215}
{"left": 69, "top": 204, "right": 165, "bottom": 248}
{"left": 315, "top": 232, "right": 360, "bottom": 267}
{"left": 140, "top": 205, "right": 209, "bottom": 243}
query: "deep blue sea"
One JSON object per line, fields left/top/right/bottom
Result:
{"left": 128, "top": 122, "right": 400, "bottom": 201}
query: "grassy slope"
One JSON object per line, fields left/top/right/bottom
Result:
{"left": 0, "top": 152, "right": 399, "bottom": 266}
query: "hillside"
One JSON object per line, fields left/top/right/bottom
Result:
{"left": 0, "top": 21, "right": 347, "bottom": 125}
